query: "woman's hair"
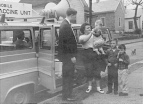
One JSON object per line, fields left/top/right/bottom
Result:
{"left": 66, "top": 8, "right": 77, "bottom": 16}
{"left": 80, "top": 23, "right": 91, "bottom": 34}
{"left": 95, "top": 20, "right": 103, "bottom": 27}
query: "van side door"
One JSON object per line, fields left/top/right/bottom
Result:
{"left": 38, "top": 26, "right": 56, "bottom": 91}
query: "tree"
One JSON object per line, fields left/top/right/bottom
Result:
{"left": 89, "top": 0, "right": 99, "bottom": 26}
{"left": 126, "top": 0, "right": 143, "bottom": 30}
{"left": 89, "top": 0, "right": 92, "bottom": 26}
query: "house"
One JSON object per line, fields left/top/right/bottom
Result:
{"left": 20, "top": 0, "right": 89, "bottom": 24}
{"left": 92, "top": 0, "right": 125, "bottom": 32}
{"left": 125, "top": 8, "right": 143, "bottom": 32}
{"left": 66, "top": 0, "right": 89, "bottom": 24}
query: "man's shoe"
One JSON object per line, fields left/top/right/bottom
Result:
{"left": 119, "top": 92, "right": 128, "bottom": 96}
{"left": 114, "top": 91, "right": 118, "bottom": 95}
{"left": 106, "top": 91, "right": 112, "bottom": 94}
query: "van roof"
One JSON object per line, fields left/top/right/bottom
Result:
{"left": 0, "top": 21, "right": 81, "bottom": 27}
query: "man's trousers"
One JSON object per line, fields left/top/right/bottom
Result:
{"left": 62, "top": 58, "right": 75, "bottom": 99}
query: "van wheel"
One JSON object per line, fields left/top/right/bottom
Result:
{"left": 4, "top": 85, "right": 34, "bottom": 104}
{"left": 15, "top": 91, "right": 30, "bottom": 104}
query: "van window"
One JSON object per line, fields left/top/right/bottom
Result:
{"left": 55, "top": 28, "right": 59, "bottom": 53}
{"left": 55, "top": 28, "right": 81, "bottom": 45}
{"left": 101, "top": 30, "right": 110, "bottom": 42}
{"left": 40, "top": 29, "right": 52, "bottom": 50}
{"left": 73, "top": 29, "right": 81, "bottom": 44}
{"left": 0, "top": 30, "right": 32, "bottom": 52}
{"left": 33, "top": 27, "right": 39, "bottom": 42}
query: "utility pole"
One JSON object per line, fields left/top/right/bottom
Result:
{"left": 89, "top": 0, "right": 92, "bottom": 26}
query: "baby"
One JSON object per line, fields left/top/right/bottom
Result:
{"left": 93, "top": 28, "right": 105, "bottom": 55}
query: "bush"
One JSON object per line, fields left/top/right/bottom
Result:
{"left": 124, "top": 32, "right": 134, "bottom": 34}
{"left": 134, "top": 28, "right": 142, "bottom": 34}
{"left": 118, "top": 35, "right": 139, "bottom": 40}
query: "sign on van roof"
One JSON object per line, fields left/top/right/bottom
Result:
{"left": 0, "top": 1, "right": 32, "bottom": 18}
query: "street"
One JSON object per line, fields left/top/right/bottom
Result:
{"left": 126, "top": 42, "right": 143, "bottom": 64}
{"left": 39, "top": 41, "right": 143, "bottom": 104}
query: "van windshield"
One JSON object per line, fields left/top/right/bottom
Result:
{"left": 0, "top": 29, "right": 32, "bottom": 52}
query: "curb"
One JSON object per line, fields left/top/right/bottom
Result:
{"left": 118, "top": 40, "right": 143, "bottom": 45}
{"left": 38, "top": 83, "right": 87, "bottom": 104}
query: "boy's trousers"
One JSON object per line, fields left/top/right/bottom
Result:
{"left": 118, "top": 69, "right": 129, "bottom": 93}
{"left": 107, "top": 65, "right": 118, "bottom": 92}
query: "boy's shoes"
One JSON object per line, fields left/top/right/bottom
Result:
{"left": 106, "top": 91, "right": 112, "bottom": 94}
{"left": 97, "top": 89, "right": 104, "bottom": 94}
{"left": 140, "top": 94, "right": 143, "bottom": 96}
{"left": 119, "top": 92, "right": 128, "bottom": 96}
{"left": 114, "top": 91, "right": 118, "bottom": 95}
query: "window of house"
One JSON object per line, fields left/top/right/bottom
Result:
{"left": 129, "top": 21, "right": 133, "bottom": 29}
{"left": 0, "top": 30, "right": 32, "bottom": 52}
{"left": 119, "top": 18, "right": 121, "bottom": 27}
{"left": 101, "top": 17, "right": 105, "bottom": 26}
{"left": 85, "top": 17, "right": 89, "bottom": 23}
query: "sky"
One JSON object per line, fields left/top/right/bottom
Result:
{"left": 0, "top": 0, "right": 139, "bottom": 9}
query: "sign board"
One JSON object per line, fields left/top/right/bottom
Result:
{"left": 0, "top": 1, "right": 32, "bottom": 17}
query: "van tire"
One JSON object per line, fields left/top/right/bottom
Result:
{"left": 4, "top": 84, "right": 34, "bottom": 104}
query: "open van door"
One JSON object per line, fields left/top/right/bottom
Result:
{"left": 38, "top": 25, "right": 57, "bottom": 91}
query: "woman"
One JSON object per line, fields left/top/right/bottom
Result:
{"left": 79, "top": 23, "right": 104, "bottom": 93}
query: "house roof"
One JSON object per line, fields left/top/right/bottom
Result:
{"left": 80, "top": 0, "right": 89, "bottom": 12}
{"left": 125, "top": 8, "right": 143, "bottom": 19}
{"left": 92, "top": 0, "right": 121, "bottom": 13}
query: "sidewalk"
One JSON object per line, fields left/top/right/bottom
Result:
{"left": 118, "top": 38, "right": 143, "bottom": 44}
{"left": 128, "top": 67, "right": 143, "bottom": 90}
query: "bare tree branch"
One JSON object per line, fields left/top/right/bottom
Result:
{"left": 126, "top": 0, "right": 143, "bottom": 30}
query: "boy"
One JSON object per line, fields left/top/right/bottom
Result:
{"left": 106, "top": 40, "right": 119, "bottom": 95}
{"left": 118, "top": 44, "right": 130, "bottom": 96}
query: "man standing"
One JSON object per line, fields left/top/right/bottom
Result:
{"left": 58, "top": 8, "right": 77, "bottom": 101}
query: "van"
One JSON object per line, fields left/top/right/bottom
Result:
{"left": 0, "top": 18, "right": 112, "bottom": 104}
